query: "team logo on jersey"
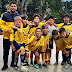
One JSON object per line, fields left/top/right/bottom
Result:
{"left": 38, "top": 42, "right": 40, "bottom": 44}
{"left": 45, "top": 38, "right": 47, "bottom": 40}
{"left": 67, "top": 27, "right": 69, "bottom": 29}
{"left": 68, "top": 39, "right": 70, "bottom": 42}
{"left": 25, "top": 29, "right": 27, "bottom": 31}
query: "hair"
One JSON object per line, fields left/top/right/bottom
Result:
{"left": 59, "top": 28, "right": 65, "bottom": 34}
{"left": 21, "top": 14, "right": 28, "bottom": 20}
{"left": 64, "top": 14, "right": 70, "bottom": 18}
{"left": 42, "top": 24, "right": 48, "bottom": 29}
{"left": 36, "top": 28, "right": 42, "bottom": 32}
{"left": 9, "top": 1, "right": 16, "bottom": 6}
{"left": 49, "top": 16, "right": 54, "bottom": 20}
{"left": 52, "top": 30, "right": 58, "bottom": 35}
{"left": 33, "top": 14, "right": 40, "bottom": 20}
{"left": 14, "top": 16, "right": 22, "bottom": 21}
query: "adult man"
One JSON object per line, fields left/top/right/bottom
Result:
{"left": 0, "top": 1, "right": 20, "bottom": 70}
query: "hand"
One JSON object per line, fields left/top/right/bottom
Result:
{"left": 17, "top": 29, "right": 22, "bottom": 34}
{"left": 34, "top": 37, "right": 37, "bottom": 41}
{"left": 27, "top": 21, "right": 33, "bottom": 26}
{"left": 54, "top": 23, "right": 58, "bottom": 27}
{"left": 35, "top": 51, "right": 39, "bottom": 57}
{"left": 44, "top": 48, "right": 46, "bottom": 52}
{"left": 12, "top": 45, "right": 16, "bottom": 51}
{"left": 11, "top": 25, "right": 16, "bottom": 28}
{"left": 7, "top": 30, "right": 12, "bottom": 34}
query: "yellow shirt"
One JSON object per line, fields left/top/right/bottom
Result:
{"left": 27, "top": 35, "right": 44, "bottom": 51}
{"left": 21, "top": 24, "right": 30, "bottom": 44}
{"left": 58, "top": 23, "right": 72, "bottom": 33}
{"left": 39, "top": 34, "right": 49, "bottom": 52}
{"left": 62, "top": 32, "right": 72, "bottom": 49}
{"left": 54, "top": 34, "right": 66, "bottom": 51}
{"left": 10, "top": 27, "right": 24, "bottom": 44}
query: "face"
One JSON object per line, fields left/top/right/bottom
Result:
{"left": 53, "top": 34, "right": 59, "bottom": 39}
{"left": 9, "top": 4, "right": 17, "bottom": 13}
{"left": 22, "top": 17, "right": 28, "bottom": 24}
{"left": 42, "top": 26, "right": 48, "bottom": 34}
{"left": 63, "top": 17, "right": 70, "bottom": 23}
{"left": 61, "top": 31, "right": 67, "bottom": 38}
{"left": 48, "top": 19, "right": 54, "bottom": 25}
{"left": 35, "top": 29, "right": 42, "bottom": 38}
{"left": 33, "top": 17, "right": 40, "bottom": 24}
{"left": 14, "top": 20, "right": 21, "bottom": 27}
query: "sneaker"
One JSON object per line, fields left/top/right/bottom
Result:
{"left": 64, "top": 61, "right": 70, "bottom": 69}
{"left": 42, "top": 64, "right": 47, "bottom": 68}
{"left": 61, "top": 61, "right": 65, "bottom": 65}
{"left": 69, "top": 63, "right": 72, "bottom": 69}
{"left": 13, "top": 66, "right": 20, "bottom": 71}
{"left": 33, "top": 64, "right": 39, "bottom": 69}
{"left": 1, "top": 65, "right": 8, "bottom": 71}
{"left": 20, "top": 62, "right": 27, "bottom": 66}
{"left": 38, "top": 64, "right": 42, "bottom": 68}
{"left": 30, "top": 64, "right": 33, "bottom": 67}
{"left": 54, "top": 62, "right": 58, "bottom": 66}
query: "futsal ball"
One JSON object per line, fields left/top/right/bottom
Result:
{"left": 20, "top": 66, "right": 29, "bottom": 72}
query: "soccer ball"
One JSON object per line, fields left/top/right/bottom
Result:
{"left": 20, "top": 66, "right": 29, "bottom": 72}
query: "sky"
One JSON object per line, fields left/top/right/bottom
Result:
{"left": 63, "top": 0, "right": 71, "bottom": 2}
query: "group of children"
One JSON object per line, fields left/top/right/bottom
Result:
{"left": 2, "top": 13, "right": 72, "bottom": 70}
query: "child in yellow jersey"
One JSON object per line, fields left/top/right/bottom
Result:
{"left": 27, "top": 28, "right": 44, "bottom": 68}
{"left": 52, "top": 30, "right": 66, "bottom": 66}
{"left": 21, "top": 14, "right": 30, "bottom": 66}
{"left": 10, "top": 16, "right": 25, "bottom": 70}
{"left": 59, "top": 28, "right": 72, "bottom": 68}
{"left": 39, "top": 24, "right": 49, "bottom": 68}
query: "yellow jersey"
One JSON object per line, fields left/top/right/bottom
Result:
{"left": 39, "top": 34, "right": 49, "bottom": 52}
{"left": 26, "top": 35, "right": 44, "bottom": 51}
{"left": 61, "top": 32, "right": 72, "bottom": 49}
{"left": 58, "top": 23, "right": 72, "bottom": 33}
{"left": 10, "top": 27, "right": 24, "bottom": 44}
{"left": 54, "top": 34, "right": 66, "bottom": 51}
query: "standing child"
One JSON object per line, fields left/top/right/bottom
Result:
{"left": 47, "top": 16, "right": 59, "bottom": 64}
{"left": 39, "top": 24, "right": 49, "bottom": 68}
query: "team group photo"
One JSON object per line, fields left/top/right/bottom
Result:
{"left": 0, "top": 0, "right": 72, "bottom": 72}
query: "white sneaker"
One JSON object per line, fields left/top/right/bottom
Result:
{"left": 13, "top": 66, "right": 20, "bottom": 71}
{"left": 20, "top": 62, "right": 27, "bottom": 66}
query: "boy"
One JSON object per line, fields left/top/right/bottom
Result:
{"left": 52, "top": 30, "right": 66, "bottom": 66}
{"left": 59, "top": 28, "right": 72, "bottom": 68}
{"left": 27, "top": 28, "right": 44, "bottom": 68}
{"left": 47, "top": 16, "right": 59, "bottom": 64}
{"left": 10, "top": 16, "right": 25, "bottom": 70}
{"left": 39, "top": 24, "right": 49, "bottom": 68}
{"left": 57, "top": 14, "right": 72, "bottom": 65}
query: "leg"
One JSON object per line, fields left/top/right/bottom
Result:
{"left": 2, "top": 39, "right": 10, "bottom": 70}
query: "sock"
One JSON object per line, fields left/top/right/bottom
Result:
{"left": 14, "top": 58, "right": 18, "bottom": 66}
{"left": 42, "top": 53, "right": 45, "bottom": 64}
{"left": 20, "top": 54, "right": 24, "bottom": 63}
{"left": 56, "top": 52, "right": 59, "bottom": 62}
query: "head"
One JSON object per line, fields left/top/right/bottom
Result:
{"left": 9, "top": 1, "right": 17, "bottom": 13}
{"left": 48, "top": 16, "right": 54, "bottom": 25}
{"left": 59, "top": 28, "right": 67, "bottom": 38}
{"left": 42, "top": 24, "right": 48, "bottom": 34}
{"left": 21, "top": 14, "right": 28, "bottom": 24}
{"left": 63, "top": 14, "right": 70, "bottom": 24}
{"left": 35, "top": 28, "right": 42, "bottom": 38}
{"left": 52, "top": 30, "right": 58, "bottom": 39}
{"left": 14, "top": 16, "right": 22, "bottom": 27}
{"left": 33, "top": 14, "right": 40, "bottom": 25}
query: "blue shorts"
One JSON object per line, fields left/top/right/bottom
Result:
{"left": 13, "top": 41, "right": 24, "bottom": 53}
{"left": 66, "top": 48, "right": 71, "bottom": 51}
